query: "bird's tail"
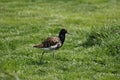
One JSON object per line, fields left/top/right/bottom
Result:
{"left": 33, "top": 45, "right": 38, "bottom": 48}
{"left": 33, "top": 44, "right": 43, "bottom": 48}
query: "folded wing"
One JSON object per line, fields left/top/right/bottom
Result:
{"left": 33, "top": 37, "right": 61, "bottom": 49}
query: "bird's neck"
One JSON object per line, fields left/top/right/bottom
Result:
{"left": 59, "top": 33, "right": 65, "bottom": 44}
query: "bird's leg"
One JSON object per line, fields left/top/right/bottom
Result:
{"left": 40, "top": 51, "right": 45, "bottom": 63}
{"left": 52, "top": 50, "right": 56, "bottom": 58}
{"left": 53, "top": 52, "right": 55, "bottom": 58}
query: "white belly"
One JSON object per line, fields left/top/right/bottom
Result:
{"left": 42, "top": 42, "right": 62, "bottom": 50}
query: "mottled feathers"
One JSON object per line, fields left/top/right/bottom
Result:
{"left": 34, "top": 37, "right": 62, "bottom": 50}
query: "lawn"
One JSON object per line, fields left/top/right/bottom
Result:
{"left": 0, "top": 0, "right": 120, "bottom": 80}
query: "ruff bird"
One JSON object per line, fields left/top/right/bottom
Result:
{"left": 33, "top": 29, "right": 70, "bottom": 62}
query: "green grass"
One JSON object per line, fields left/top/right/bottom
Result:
{"left": 0, "top": 0, "right": 120, "bottom": 80}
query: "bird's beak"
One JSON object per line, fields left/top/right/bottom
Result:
{"left": 67, "top": 32, "right": 72, "bottom": 35}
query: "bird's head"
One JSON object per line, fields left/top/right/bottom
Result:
{"left": 59, "top": 28, "right": 71, "bottom": 35}
{"left": 60, "top": 29, "right": 68, "bottom": 34}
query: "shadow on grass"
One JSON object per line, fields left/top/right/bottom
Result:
{"left": 76, "top": 32, "right": 107, "bottom": 48}
{"left": 28, "top": 60, "right": 49, "bottom": 65}
{"left": 75, "top": 25, "right": 120, "bottom": 56}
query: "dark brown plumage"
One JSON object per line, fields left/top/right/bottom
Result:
{"left": 33, "top": 37, "right": 61, "bottom": 49}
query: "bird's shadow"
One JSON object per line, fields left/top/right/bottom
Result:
{"left": 28, "top": 60, "right": 49, "bottom": 65}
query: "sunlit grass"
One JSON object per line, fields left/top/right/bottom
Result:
{"left": 0, "top": 0, "right": 120, "bottom": 80}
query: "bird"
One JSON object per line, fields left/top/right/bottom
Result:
{"left": 33, "top": 29, "right": 70, "bottom": 62}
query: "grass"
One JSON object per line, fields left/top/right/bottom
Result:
{"left": 0, "top": 0, "right": 120, "bottom": 80}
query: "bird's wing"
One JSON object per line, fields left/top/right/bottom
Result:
{"left": 42, "top": 36, "right": 60, "bottom": 48}
{"left": 33, "top": 36, "right": 60, "bottom": 48}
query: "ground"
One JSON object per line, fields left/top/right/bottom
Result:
{"left": 0, "top": 0, "right": 120, "bottom": 80}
